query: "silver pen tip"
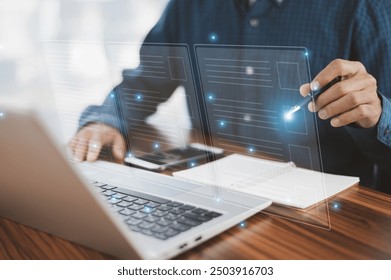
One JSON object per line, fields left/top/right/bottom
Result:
{"left": 288, "top": 105, "right": 301, "bottom": 114}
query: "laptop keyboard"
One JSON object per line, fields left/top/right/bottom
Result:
{"left": 91, "top": 181, "right": 222, "bottom": 240}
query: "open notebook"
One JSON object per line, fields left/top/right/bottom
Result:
{"left": 173, "top": 154, "right": 359, "bottom": 209}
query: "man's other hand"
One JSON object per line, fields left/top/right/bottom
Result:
{"left": 68, "top": 123, "right": 125, "bottom": 163}
{"left": 300, "top": 59, "right": 382, "bottom": 128}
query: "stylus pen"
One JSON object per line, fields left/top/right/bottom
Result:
{"left": 287, "top": 76, "right": 341, "bottom": 115}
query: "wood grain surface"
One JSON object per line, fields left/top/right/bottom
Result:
{"left": 2, "top": 125, "right": 390, "bottom": 259}
{"left": 1, "top": 185, "right": 390, "bottom": 260}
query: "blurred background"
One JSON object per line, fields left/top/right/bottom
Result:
{"left": 0, "top": 0, "right": 193, "bottom": 142}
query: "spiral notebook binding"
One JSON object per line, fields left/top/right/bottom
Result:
{"left": 230, "top": 161, "right": 296, "bottom": 189}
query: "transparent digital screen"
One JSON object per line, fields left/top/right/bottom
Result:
{"left": 107, "top": 43, "right": 209, "bottom": 170}
{"left": 43, "top": 41, "right": 332, "bottom": 229}
{"left": 42, "top": 41, "right": 120, "bottom": 162}
{"left": 194, "top": 45, "right": 330, "bottom": 228}
{"left": 196, "top": 45, "right": 320, "bottom": 168}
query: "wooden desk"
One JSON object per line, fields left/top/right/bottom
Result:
{"left": 1, "top": 126, "right": 391, "bottom": 259}
{"left": 1, "top": 184, "right": 390, "bottom": 259}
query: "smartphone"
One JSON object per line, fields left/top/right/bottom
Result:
{"left": 124, "top": 143, "right": 224, "bottom": 171}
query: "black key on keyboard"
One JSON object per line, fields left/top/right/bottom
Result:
{"left": 179, "top": 205, "right": 195, "bottom": 211}
{"left": 144, "top": 215, "right": 160, "bottom": 223}
{"left": 119, "top": 209, "right": 136, "bottom": 216}
{"left": 165, "top": 228, "right": 180, "bottom": 237}
{"left": 183, "top": 212, "right": 212, "bottom": 222}
{"left": 169, "top": 223, "right": 191, "bottom": 232}
{"left": 157, "top": 205, "right": 172, "bottom": 211}
{"left": 112, "top": 193, "right": 127, "bottom": 199}
{"left": 116, "top": 201, "right": 133, "bottom": 208}
{"left": 164, "top": 213, "right": 180, "bottom": 221}
{"left": 138, "top": 221, "right": 154, "bottom": 230}
{"left": 153, "top": 233, "right": 169, "bottom": 240}
{"left": 126, "top": 218, "right": 142, "bottom": 226}
{"left": 177, "top": 217, "right": 202, "bottom": 227}
{"left": 102, "top": 184, "right": 117, "bottom": 190}
{"left": 152, "top": 210, "right": 168, "bottom": 217}
{"left": 128, "top": 204, "right": 143, "bottom": 211}
{"left": 108, "top": 197, "right": 122, "bottom": 204}
{"left": 145, "top": 202, "right": 161, "bottom": 208}
{"left": 123, "top": 196, "right": 138, "bottom": 202}
{"left": 103, "top": 190, "right": 117, "bottom": 196}
{"left": 191, "top": 208, "right": 209, "bottom": 215}
{"left": 169, "top": 208, "right": 184, "bottom": 215}
{"left": 156, "top": 219, "right": 172, "bottom": 227}
{"left": 141, "top": 207, "right": 156, "bottom": 214}
{"left": 132, "top": 212, "right": 147, "bottom": 219}
{"left": 204, "top": 211, "right": 222, "bottom": 218}
{"left": 133, "top": 198, "right": 149, "bottom": 205}
{"left": 150, "top": 225, "right": 168, "bottom": 234}
{"left": 167, "top": 202, "right": 183, "bottom": 207}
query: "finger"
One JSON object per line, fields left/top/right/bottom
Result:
{"left": 317, "top": 89, "right": 366, "bottom": 120}
{"left": 68, "top": 136, "right": 78, "bottom": 155}
{"left": 306, "top": 59, "right": 367, "bottom": 113}
{"left": 299, "top": 83, "right": 311, "bottom": 97}
{"left": 86, "top": 136, "right": 103, "bottom": 162}
{"left": 312, "top": 59, "right": 365, "bottom": 89}
{"left": 112, "top": 134, "right": 125, "bottom": 162}
{"left": 330, "top": 104, "right": 374, "bottom": 128}
{"left": 314, "top": 77, "right": 370, "bottom": 112}
{"left": 73, "top": 137, "right": 88, "bottom": 162}
{"left": 86, "top": 125, "right": 123, "bottom": 162}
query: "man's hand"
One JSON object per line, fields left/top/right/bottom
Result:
{"left": 300, "top": 59, "right": 382, "bottom": 128}
{"left": 68, "top": 123, "right": 125, "bottom": 163}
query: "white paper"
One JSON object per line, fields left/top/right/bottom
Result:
{"left": 173, "top": 154, "right": 359, "bottom": 208}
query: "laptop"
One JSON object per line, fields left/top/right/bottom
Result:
{"left": 0, "top": 106, "right": 271, "bottom": 259}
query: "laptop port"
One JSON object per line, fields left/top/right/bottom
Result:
{"left": 195, "top": 236, "right": 202, "bottom": 242}
{"left": 179, "top": 243, "right": 188, "bottom": 249}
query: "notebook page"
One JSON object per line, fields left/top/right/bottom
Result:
{"left": 173, "top": 154, "right": 288, "bottom": 189}
{"left": 173, "top": 153, "right": 359, "bottom": 208}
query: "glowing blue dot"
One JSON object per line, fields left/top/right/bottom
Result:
{"left": 209, "top": 33, "right": 218, "bottom": 42}
{"left": 216, "top": 198, "right": 221, "bottom": 202}
{"left": 144, "top": 206, "right": 151, "bottom": 213}
{"left": 220, "top": 121, "right": 225, "bottom": 127}
{"left": 135, "top": 94, "right": 143, "bottom": 101}
{"left": 332, "top": 202, "right": 342, "bottom": 210}
{"left": 128, "top": 153, "right": 132, "bottom": 157}
{"left": 190, "top": 162, "right": 195, "bottom": 167}
{"left": 305, "top": 52, "right": 309, "bottom": 56}
{"left": 239, "top": 221, "right": 247, "bottom": 228}
{"left": 110, "top": 93, "right": 115, "bottom": 98}
{"left": 248, "top": 147, "right": 254, "bottom": 153}
{"left": 154, "top": 143, "right": 160, "bottom": 149}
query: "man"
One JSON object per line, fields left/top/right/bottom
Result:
{"left": 69, "top": 0, "right": 391, "bottom": 193}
